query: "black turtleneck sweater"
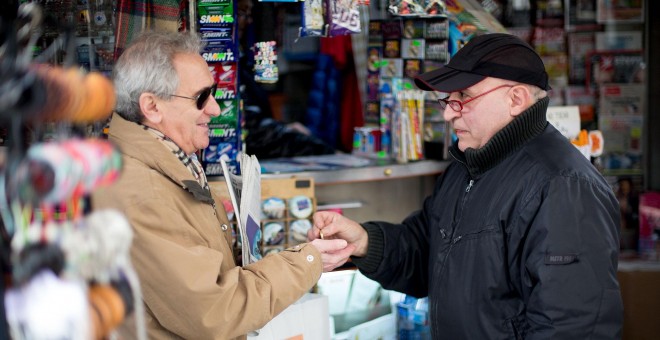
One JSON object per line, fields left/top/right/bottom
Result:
{"left": 450, "top": 96, "right": 550, "bottom": 178}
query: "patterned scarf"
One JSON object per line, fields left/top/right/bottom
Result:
{"left": 141, "top": 124, "right": 209, "bottom": 191}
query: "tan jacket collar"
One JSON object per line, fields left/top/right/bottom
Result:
{"left": 108, "top": 112, "right": 196, "bottom": 189}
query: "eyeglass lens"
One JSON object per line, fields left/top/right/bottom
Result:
{"left": 438, "top": 84, "right": 514, "bottom": 113}
{"left": 438, "top": 99, "right": 460, "bottom": 112}
{"left": 196, "top": 84, "right": 217, "bottom": 110}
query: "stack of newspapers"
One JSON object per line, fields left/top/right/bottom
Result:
{"left": 221, "top": 154, "right": 263, "bottom": 265}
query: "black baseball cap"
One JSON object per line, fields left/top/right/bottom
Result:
{"left": 414, "top": 33, "right": 550, "bottom": 93}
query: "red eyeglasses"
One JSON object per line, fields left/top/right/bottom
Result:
{"left": 170, "top": 83, "right": 218, "bottom": 110}
{"left": 438, "top": 84, "right": 514, "bottom": 112}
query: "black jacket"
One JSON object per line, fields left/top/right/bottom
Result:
{"left": 353, "top": 97, "right": 623, "bottom": 339}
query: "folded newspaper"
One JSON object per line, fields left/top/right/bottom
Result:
{"left": 221, "top": 154, "right": 263, "bottom": 265}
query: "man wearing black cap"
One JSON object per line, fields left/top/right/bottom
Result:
{"left": 309, "top": 33, "right": 623, "bottom": 339}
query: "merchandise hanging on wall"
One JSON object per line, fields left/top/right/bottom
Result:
{"left": 254, "top": 40, "right": 279, "bottom": 83}
{"left": 0, "top": 2, "right": 146, "bottom": 338}
{"left": 300, "top": 0, "right": 365, "bottom": 37}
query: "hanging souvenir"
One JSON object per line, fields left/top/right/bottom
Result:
{"left": 300, "top": 0, "right": 325, "bottom": 37}
{"left": 253, "top": 41, "right": 278, "bottom": 84}
{"left": 389, "top": 0, "right": 426, "bottom": 16}
{"left": 327, "top": 0, "right": 362, "bottom": 36}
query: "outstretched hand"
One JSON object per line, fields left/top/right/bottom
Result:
{"left": 309, "top": 238, "right": 353, "bottom": 272}
{"left": 307, "top": 211, "right": 369, "bottom": 271}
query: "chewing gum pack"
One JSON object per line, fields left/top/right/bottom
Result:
{"left": 197, "top": 0, "right": 234, "bottom": 28}
{"left": 210, "top": 63, "right": 237, "bottom": 85}
{"left": 210, "top": 63, "right": 237, "bottom": 100}
{"left": 210, "top": 100, "right": 239, "bottom": 126}
{"left": 201, "top": 27, "right": 234, "bottom": 42}
{"left": 204, "top": 139, "right": 239, "bottom": 163}
{"left": 202, "top": 40, "right": 237, "bottom": 63}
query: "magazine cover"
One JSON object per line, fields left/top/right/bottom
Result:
{"left": 598, "top": 115, "right": 643, "bottom": 172}
{"left": 541, "top": 54, "right": 569, "bottom": 89}
{"left": 567, "top": 32, "right": 595, "bottom": 85}
{"left": 585, "top": 50, "right": 644, "bottom": 91}
{"left": 564, "top": 0, "right": 601, "bottom": 31}
{"left": 401, "top": 39, "right": 425, "bottom": 59}
{"left": 595, "top": 31, "right": 643, "bottom": 51}
{"left": 532, "top": 27, "right": 566, "bottom": 56}
{"left": 596, "top": 0, "right": 644, "bottom": 24}
{"left": 564, "top": 85, "right": 596, "bottom": 124}
{"left": 598, "top": 83, "right": 645, "bottom": 116}
{"left": 534, "top": 0, "right": 564, "bottom": 27}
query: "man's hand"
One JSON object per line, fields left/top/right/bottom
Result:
{"left": 309, "top": 239, "right": 353, "bottom": 272}
{"left": 307, "top": 211, "right": 369, "bottom": 264}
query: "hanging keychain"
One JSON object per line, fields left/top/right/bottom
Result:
{"left": 253, "top": 41, "right": 278, "bottom": 84}
{"left": 300, "top": 0, "right": 325, "bottom": 37}
{"left": 93, "top": 0, "right": 107, "bottom": 27}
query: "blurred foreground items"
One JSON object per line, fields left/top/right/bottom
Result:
{"left": 1, "top": 2, "right": 144, "bottom": 339}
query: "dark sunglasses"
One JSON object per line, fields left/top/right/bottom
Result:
{"left": 169, "top": 83, "right": 217, "bottom": 110}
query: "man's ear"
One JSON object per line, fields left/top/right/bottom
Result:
{"left": 509, "top": 85, "right": 533, "bottom": 117}
{"left": 139, "top": 92, "right": 163, "bottom": 124}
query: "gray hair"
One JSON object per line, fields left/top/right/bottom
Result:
{"left": 112, "top": 30, "right": 203, "bottom": 122}
{"left": 526, "top": 84, "right": 547, "bottom": 101}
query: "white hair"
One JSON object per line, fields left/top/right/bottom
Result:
{"left": 112, "top": 30, "right": 203, "bottom": 122}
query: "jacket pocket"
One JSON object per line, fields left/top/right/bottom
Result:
{"left": 441, "top": 224, "right": 506, "bottom": 304}
{"left": 456, "top": 224, "right": 500, "bottom": 241}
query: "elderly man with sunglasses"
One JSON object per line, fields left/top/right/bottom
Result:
{"left": 310, "top": 33, "right": 623, "bottom": 339}
{"left": 92, "top": 30, "right": 348, "bottom": 339}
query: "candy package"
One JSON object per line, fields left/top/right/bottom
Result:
{"left": 300, "top": 0, "right": 325, "bottom": 37}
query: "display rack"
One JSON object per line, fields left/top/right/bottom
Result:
{"left": 0, "top": 2, "right": 144, "bottom": 338}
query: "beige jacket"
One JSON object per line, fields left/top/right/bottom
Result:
{"left": 92, "top": 114, "right": 322, "bottom": 339}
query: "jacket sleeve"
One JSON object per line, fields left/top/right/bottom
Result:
{"left": 124, "top": 199, "right": 322, "bottom": 339}
{"left": 352, "top": 179, "right": 442, "bottom": 298}
{"left": 517, "top": 176, "right": 623, "bottom": 339}
{"left": 352, "top": 170, "right": 454, "bottom": 298}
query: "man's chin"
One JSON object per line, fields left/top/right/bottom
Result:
{"left": 457, "top": 141, "right": 468, "bottom": 152}
{"left": 195, "top": 138, "right": 210, "bottom": 152}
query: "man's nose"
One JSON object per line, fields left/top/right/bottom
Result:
{"left": 205, "top": 96, "right": 221, "bottom": 117}
{"left": 442, "top": 92, "right": 461, "bottom": 121}
{"left": 442, "top": 104, "right": 460, "bottom": 121}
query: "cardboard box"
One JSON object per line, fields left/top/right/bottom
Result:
{"left": 317, "top": 270, "right": 355, "bottom": 315}
{"left": 248, "top": 293, "right": 330, "bottom": 340}
{"left": 618, "top": 261, "right": 660, "bottom": 340}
